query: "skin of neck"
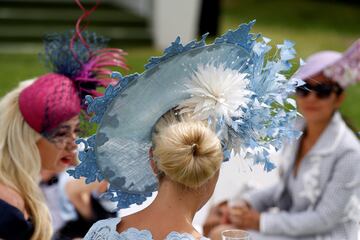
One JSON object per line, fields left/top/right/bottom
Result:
{"left": 304, "top": 114, "right": 333, "bottom": 142}
{"left": 40, "top": 169, "right": 58, "bottom": 182}
{"left": 118, "top": 177, "right": 212, "bottom": 239}
{"left": 150, "top": 178, "right": 202, "bottom": 224}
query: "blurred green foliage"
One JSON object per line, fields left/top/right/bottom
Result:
{"left": 0, "top": 0, "right": 359, "bottom": 128}
{"left": 220, "top": 0, "right": 360, "bottom": 129}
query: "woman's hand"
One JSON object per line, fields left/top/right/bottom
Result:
{"left": 229, "top": 204, "right": 260, "bottom": 231}
{"left": 203, "top": 201, "right": 230, "bottom": 236}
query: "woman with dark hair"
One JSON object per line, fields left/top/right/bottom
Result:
{"left": 209, "top": 40, "right": 360, "bottom": 240}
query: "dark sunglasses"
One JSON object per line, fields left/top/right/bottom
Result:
{"left": 295, "top": 83, "right": 341, "bottom": 99}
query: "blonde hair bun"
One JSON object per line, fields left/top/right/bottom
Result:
{"left": 153, "top": 120, "right": 223, "bottom": 189}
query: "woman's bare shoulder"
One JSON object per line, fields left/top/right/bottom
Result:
{"left": 0, "top": 183, "right": 26, "bottom": 213}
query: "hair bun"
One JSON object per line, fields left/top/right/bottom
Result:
{"left": 191, "top": 143, "right": 198, "bottom": 155}
{"left": 153, "top": 120, "right": 223, "bottom": 189}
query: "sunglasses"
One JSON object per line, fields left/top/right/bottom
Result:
{"left": 295, "top": 83, "right": 341, "bottom": 99}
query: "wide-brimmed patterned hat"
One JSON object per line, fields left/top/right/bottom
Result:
{"left": 69, "top": 21, "right": 302, "bottom": 209}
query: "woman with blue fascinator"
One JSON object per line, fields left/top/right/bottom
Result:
{"left": 209, "top": 40, "right": 360, "bottom": 240}
{"left": 69, "top": 21, "right": 303, "bottom": 239}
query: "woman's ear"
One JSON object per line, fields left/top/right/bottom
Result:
{"left": 149, "top": 147, "right": 158, "bottom": 175}
{"left": 335, "top": 92, "right": 346, "bottom": 109}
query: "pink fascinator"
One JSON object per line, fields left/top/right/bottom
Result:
{"left": 18, "top": 0, "right": 127, "bottom": 134}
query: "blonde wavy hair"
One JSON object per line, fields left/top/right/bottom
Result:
{"left": 152, "top": 110, "right": 223, "bottom": 189}
{"left": 0, "top": 80, "right": 52, "bottom": 240}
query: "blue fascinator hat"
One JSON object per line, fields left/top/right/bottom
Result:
{"left": 69, "top": 21, "right": 302, "bottom": 209}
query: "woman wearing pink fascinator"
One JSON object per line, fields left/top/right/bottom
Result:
{"left": 0, "top": 1, "right": 127, "bottom": 239}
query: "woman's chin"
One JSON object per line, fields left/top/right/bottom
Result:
{"left": 304, "top": 113, "right": 333, "bottom": 124}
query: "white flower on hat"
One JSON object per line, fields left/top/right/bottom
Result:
{"left": 178, "top": 64, "right": 253, "bottom": 124}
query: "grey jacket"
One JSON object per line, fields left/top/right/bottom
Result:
{"left": 244, "top": 112, "right": 360, "bottom": 240}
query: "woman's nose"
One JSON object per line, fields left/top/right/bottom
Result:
{"left": 304, "top": 91, "right": 318, "bottom": 101}
{"left": 65, "top": 133, "right": 78, "bottom": 151}
{"left": 66, "top": 141, "right": 77, "bottom": 152}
